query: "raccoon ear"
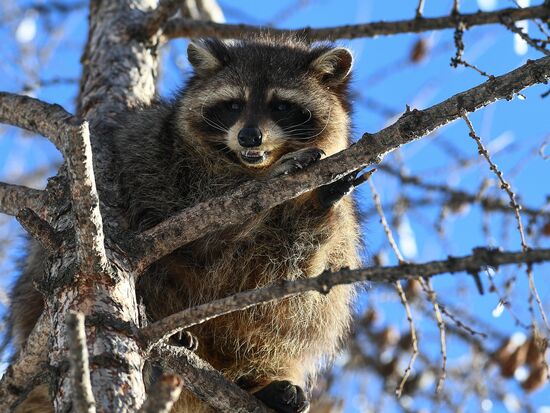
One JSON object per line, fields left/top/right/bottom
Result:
{"left": 310, "top": 48, "right": 353, "bottom": 85}
{"left": 187, "top": 41, "right": 223, "bottom": 76}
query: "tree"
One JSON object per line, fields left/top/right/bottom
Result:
{"left": 0, "top": 0, "right": 549, "bottom": 412}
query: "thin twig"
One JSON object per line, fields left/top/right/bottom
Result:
{"left": 369, "top": 178, "right": 448, "bottom": 395}
{"left": 161, "top": 5, "right": 550, "bottom": 40}
{"left": 138, "top": 247, "right": 550, "bottom": 349}
{"left": 452, "top": 0, "right": 460, "bottom": 14}
{"left": 367, "top": 178, "right": 419, "bottom": 397}
{"left": 416, "top": 0, "right": 425, "bottom": 19}
{"left": 463, "top": 114, "right": 550, "bottom": 332}
{"left": 501, "top": 15, "right": 550, "bottom": 56}
{"left": 66, "top": 312, "right": 96, "bottom": 413}
{"left": 419, "top": 278, "right": 447, "bottom": 395}
{"left": 378, "top": 164, "right": 548, "bottom": 219}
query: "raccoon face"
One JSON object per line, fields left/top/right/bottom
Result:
{"left": 178, "top": 37, "right": 353, "bottom": 170}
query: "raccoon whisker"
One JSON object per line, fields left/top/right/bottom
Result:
{"left": 296, "top": 106, "right": 332, "bottom": 140}
{"left": 198, "top": 104, "right": 230, "bottom": 133}
{"left": 274, "top": 108, "right": 313, "bottom": 128}
{"left": 201, "top": 115, "right": 229, "bottom": 133}
{"left": 195, "top": 109, "right": 229, "bottom": 133}
{"left": 282, "top": 128, "right": 318, "bottom": 134}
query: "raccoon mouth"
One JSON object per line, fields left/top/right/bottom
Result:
{"left": 240, "top": 149, "right": 269, "bottom": 164}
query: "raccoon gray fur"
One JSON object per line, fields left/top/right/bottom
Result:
{"left": 9, "top": 35, "right": 361, "bottom": 413}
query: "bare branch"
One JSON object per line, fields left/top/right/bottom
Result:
{"left": 139, "top": 247, "right": 550, "bottom": 348}
{"left": 133, "top": 56, "right": 550, "bottom": 270}
{"left": 0, "top": 182, "right": 46, "bottom": 217}
{"left": 162, "top": 5, "right": 550, "bottom": 40}
{"left": 16, "top": 208, "right": 62, "bottom": 253}
{"left": 463, "top": 114, "right": 550, "bottom": 331}
{"left": 64, "top": 119, "right": 109, "bottom": 274}
{"left": 368, "top": 178, "right": 419, "bottom": 398}
{"left": 501, "top": 15, "right": 550, "bottom": 56}
{"left": 138, "top": 374, "right": 183, "bottom": 413}
{"left": 151, "top": 344, "right": 270, "bottom": 413}
{"left": 26, "top": 1, "right": 88, "bottom": 14}
{"left": 0, "top": 314, "right": 50, "bottom": 412}
{"left": 142, "top": 0, "right": 182, "bottom": 36}
{"left": 378, "top": 164, "right": 549, "bottom": 219}
{"left": 415, "top": 0, "right": 425, "bottom": 19}
{"left": 0, "top": 91, "right": 73, "bottom": 150}
{"left": 0, "top": 92, "right": 107, "bottom": 271}
{"left": 66, "top": 312, "right": 96, "bottom": 413}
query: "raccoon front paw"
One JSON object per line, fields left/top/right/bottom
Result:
{"left": 253, "top": 381, "right": 310, "bottom": 413}
{"left": 169, "top": 330, "right": 199, "bottom": 351}
{"left": 317, "top": 170, "right": 359, "bottom": 209}
{"left": 268, "top": 148, "right": 324, "bottom": 178}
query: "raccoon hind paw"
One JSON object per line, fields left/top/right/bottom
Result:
{"left": 253, "top": 380, "right": 310, "bottom": 413}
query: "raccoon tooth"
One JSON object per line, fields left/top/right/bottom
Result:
{"left": 241, "top": 150, "right": 265, "bottom": 157}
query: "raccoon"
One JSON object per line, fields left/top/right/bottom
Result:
{"left": 9, "top": 35, "right": 361, "bottom": 413}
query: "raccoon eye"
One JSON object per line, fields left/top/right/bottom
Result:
{"left": 226, "top": 101, "right": 243, "bottom": 112}
{"left": 272, "top": 101, "right": 292, "bottom": 112}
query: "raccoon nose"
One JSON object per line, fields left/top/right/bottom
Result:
{"left": 238, "top": 127, "right": 262, "bottom": 147}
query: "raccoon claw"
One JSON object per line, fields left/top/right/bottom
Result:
{"left": 318, "top": 170, "right": 359, "bottom": 209}
{"left": 254, "top": 381, "right": 310, "bottom": 413}
{"left": 169, "top": 330, "right": 199, "bottom": 351}
{"left": 269, "top": 148, "right": 324, "bottom": 178}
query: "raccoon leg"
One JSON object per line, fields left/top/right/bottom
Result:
{"left": 253, "top": 381, "right": 310, "bottom": 413}
{"left": 317, "top": 170, "right": 360, "bottom": 209}
{"left": 268, "top": 148, "right": 324, "bottom": 178}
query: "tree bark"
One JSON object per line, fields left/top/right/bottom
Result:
{"left": 49, "top": 0, "right": 160, "bottom": 411}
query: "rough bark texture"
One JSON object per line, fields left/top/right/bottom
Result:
{"left": 48, "top": 0, "right": 160, "bottom": 411}
{"left": 15, "top": 208, "right": 62, "bottom": 253}
{"left": 162, "top": 4, "right": 550, "bottom": 40}
{"left": 0, "top": 182, "right": 45, "bottom": 217}
{"left": 0, "top": 92, "right": 73, "bottom": 150}
{"left": 151, "top": 344, "right": 271, "bottom": 413}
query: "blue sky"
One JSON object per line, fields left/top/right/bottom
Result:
{"left": 0, "top": 0, "right": 549, "bottom": 412}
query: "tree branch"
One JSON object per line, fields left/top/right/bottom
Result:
{"left": 133, "top": 55, "right": 550, "bottom": 271}
{"left": 151, "top": 344, "right": 271, "bottom": 413}
{"left": 139, "top": 247, "right": 550, "bottom": 348}
{"left": 0, "top": 314, "right": 50, "bottom": 412}
{"left": 0, "top": 92, "right": 74, "bottom": 150}
{"left": 16, "top": 208, "right": 62, "bottom": 253}
{"left": 137, "top": 374, "right": 183, "bottom": 413}
{"left": 142, "top": 0, "right": 182, "bottom": 37}
{"left": 501, "top": 15, "right": 550, "bottom": 56}
{"left": 378, "top": 164, "right": 550, "bottom": 219}
{"left": 66, "top": 312, "right": 96, "bottom": 413}
{"left": 162, "top": 5, "right": 550, "bottom": 40}
{"left": 64, "top": 119, "right": 109, "bottom": 274}
{"left": 0, "top": 182, "right": 46, "bottom": 217}
{"left": 0, "top": 92, "right": 107, "bottom": 272}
